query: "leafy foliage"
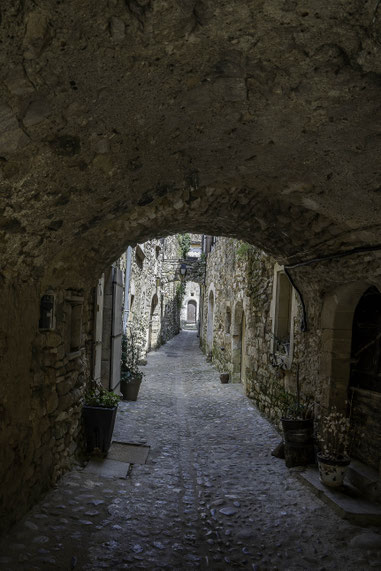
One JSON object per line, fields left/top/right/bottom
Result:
{"left": 236, "top": 241, "right": 250, "bottom": 258}
{"left": 176, "top": 281, "right": 186, "bottom": 309}
{"left": 316, "top": 397, "right": 364, "bottom": 460}
{"left": 256, "top": 374, "right": 314, "bottom": 420}
{"left": 316, "top": 407, "right": 351, "bottom": 460}
{"left": 178, "top": 233, "right": 191, "bottom": 258}
{"left": 121, "top": 323, "right": 145, "bottom": 383}
{"left": 84, "top": 386, "right": 120, "bottom": 408}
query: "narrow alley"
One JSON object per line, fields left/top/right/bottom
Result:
{"left": 0, "top": 331, "right": 379, "bottom": 570}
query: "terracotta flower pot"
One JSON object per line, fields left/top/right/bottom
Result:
{"left": 317, "top": 453, "right": 350, "bottom": 487}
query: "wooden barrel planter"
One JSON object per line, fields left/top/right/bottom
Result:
{"left": 281, "top": 418, "right": 315, "bottom": 468}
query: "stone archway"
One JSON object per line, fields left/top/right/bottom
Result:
{"left": 1, "top": 0, "right": 381, "bottom": 533}
{"left": 319, "top": 281, "right": 380, "bottom": 411}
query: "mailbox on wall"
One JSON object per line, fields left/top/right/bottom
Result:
{"left": 39, "top": 294, "right": 55, "bottom": 330}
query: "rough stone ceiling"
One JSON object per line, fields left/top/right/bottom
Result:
{"left": 0, "top": 0, "right": 380, "bottom": 286}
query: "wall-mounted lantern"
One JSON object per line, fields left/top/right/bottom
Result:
{"left": 180, "top": 264, "right": 187, "bottom": 277}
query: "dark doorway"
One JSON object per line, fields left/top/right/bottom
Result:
{"left": 349, "top": 286, "right": 381, "bottom": 470}
{"left": 187, "top": 300, "right": 197, "bottom": 322}
{"left": 350, "top": 286, "right": 381, "bottom": 392}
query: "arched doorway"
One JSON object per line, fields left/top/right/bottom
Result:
{"left": 187, "top": 299, "right": 197, "bottom": 322}
{"left": 349, "top": 286, "right": 381, "bottom": 469}
{"left": 206, "top": 289, "right": 215, "bottom": 354}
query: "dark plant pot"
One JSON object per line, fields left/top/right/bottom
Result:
{"left": 121, "top": 377, "right": 142, "bottom": 401}
{"left": 82, "top": 405, "right": 117, "bottom": 455}
{"left": 281, "top": 418, "right": 314, "bottom": 468}
{"left": 281, "top": 418, "right": 314, "bottom": 444}
{"left": 220, "top": 373, "right": 229, "bottom": 384}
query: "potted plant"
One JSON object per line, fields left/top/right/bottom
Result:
{"left": 83, "top": 386, "right": 120, "bottom": 455}
{"left": 315, "top": 407, "right": 351, "bottom": 487}
{"left": 278, "top": 365, "right": 314, "bottom": 443}
{"left": 275, "top": 365, "right": 315, "bottom": 467}
{"left": 220, "top": 372, "right": 230, "bottom": 384}
{"left": 120, "top": 324, "right": 145, "bottom": 401}
{"left": 278, "top": 391, "right": 315, "bottom": 467}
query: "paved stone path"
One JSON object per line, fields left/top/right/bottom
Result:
{"left": 1, "top": 330, "right": 381, "bottom": 570}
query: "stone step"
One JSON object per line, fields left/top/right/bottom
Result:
{"left": 346, "top": 459, "right": 381, "bottom": 503}
{"left": 182, "top": 322, "right": 197, "bottom": 330}
{"left": 298, "top": 467, "right": 381, "bottom": 526}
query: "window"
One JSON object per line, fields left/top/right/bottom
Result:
{"left": 65, "top": 293, "right": 84, "bottom": 355}
{"left": 128, "top": 294, "right": 135, "bottom": 322}
{"left": 270, "top": 266, "right": 295, "bottom": 368}
{"left": 136, "top": 243, "right": 145, "bottom": 269}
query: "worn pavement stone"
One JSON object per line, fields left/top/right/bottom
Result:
{"left": 0, "top": 331, "right": 378, "bottom": 569}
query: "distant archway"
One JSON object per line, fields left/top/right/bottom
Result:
{"left": 187, "top": 299, "right": 197, "bottom": 322}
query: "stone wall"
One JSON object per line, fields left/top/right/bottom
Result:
{"left": 202, "top": 239, "right": 361, "bottom": 422}
{"left": 125, "top": 235, "right": 181, "bottom": 359}
{"left": 0, "top": 235, "right": 184, "bottom": 532}
{"left": 201, "top": 238, "right": 381, "bottom": 472}
{"left": 0, "top": 282, "right": 94, "bottom": 531}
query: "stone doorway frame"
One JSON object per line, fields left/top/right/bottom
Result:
{"left": 320, "top": 279, "right": 381, "bottom": 410}
{"left": 232, "top": 300, "right": 244, "bottom": 383}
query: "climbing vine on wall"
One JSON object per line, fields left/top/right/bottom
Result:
{"left": 178, "top": 233, "right": 191, "bottom": 258}
{"left": 236, "top": 241, "right": 251, "bottom": 258}
{"left": 176, "top": 282, "right": 186, "bottom": 309}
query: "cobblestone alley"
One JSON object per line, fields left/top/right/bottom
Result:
{"left": 1, "top": 331, "right": 381, "bottom": 570}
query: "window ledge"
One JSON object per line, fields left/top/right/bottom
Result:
{"left": 349, "top": 386, "right": 381, "bottom": 399}
{"left": 272, "top": 351, "right": 292, "bottom": 370}
{"left": 67, "top": 349, "right": 82, "bottom": 360}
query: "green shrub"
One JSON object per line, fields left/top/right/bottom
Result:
{"left": 84, "top": 387, "right": 120, "bottom": 408}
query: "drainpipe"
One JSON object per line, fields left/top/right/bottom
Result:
{"left": 109, "top": 265, "right": 117, "bottom": 390}
{"left": 123, "top": 246, "right": 132, "bottom": 334}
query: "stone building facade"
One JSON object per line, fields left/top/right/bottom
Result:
{"left": 179, "top": 234, "right": 202, "bottom": 330}
{"left": 92, "top": 235, "right": 183, "bottom": 395}
{"left": 201, "top": 237, "right": 381, "bottom": 474}
{"left": 122, "top": 236, "right": 182, "bottom": 360}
